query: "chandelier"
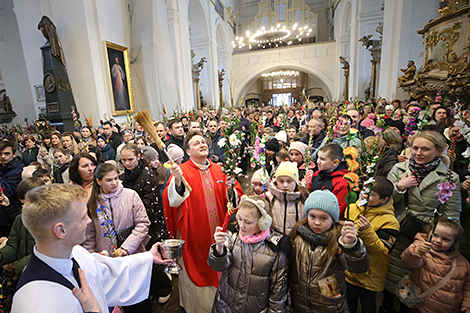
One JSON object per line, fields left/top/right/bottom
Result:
{"left": 232, "top": 23, "right": 313, "bottom": 50}
{"left": 261, "top": 70, "right": 300, "bottom": 77}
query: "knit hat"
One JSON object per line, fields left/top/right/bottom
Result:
{"left": 141, "top": 146, "right": 158, "bottom": 162}
{"left": 96, "top": 134, "right": 106, "bottom": 144}
{"left": 167, "top": 144, "right": 184, "bottom": 162}
{"left": 275, "top": 161, "right": 299, "bottom": 185}
{"left": 385, "top": 105, "right": 394, "bottom": 112}
{"left": 304, "top": 190, "right": 339, "bottom": 222}
{"left": 360, "top": 113, "right": 375, "bottom": 128}
{"left": 237, "top": 195, "right": 272, "bottom": 231}
{"left": 251, "top": 168, "right": 269, "bottom": 185}
{"left": 275, "top": 130, "right": 287, "bottom": 144}
{"left": 265, "top": 138, "right": 280, "bottom": 153}
{"left": 288, "top": 141, "right": 308, "bottom": 159}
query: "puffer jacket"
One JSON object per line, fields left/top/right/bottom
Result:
{"left": 0, "top": 214, "right": 35, "bottom": 277}
{"left": 289, "top": 224, "right": 370, "bottom": 313}
{"left": 84, "top": 184, "right": 150, "bottom": 255}
{"left": 266, "top": 183, "right": 304, "bottom": 235}
{"left": 208, "top": 222, "right": 290, "bottom": 312}
{"left": 385, "top": 160, "right": 461, "bottom": 293}
{"left": 401, "top": 234, "right": 470, "bottom": 313}
{"left": 346, "top": 199, "right": 400, "bottom": 292}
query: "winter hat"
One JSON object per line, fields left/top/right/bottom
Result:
{"left": 265, "top": 138, "right": 280, "bottom": 152}
{"left": 237, "top": 195, "right": 272, "bottom": 231}
{"left": 275, "top": 161, "right": 299, "bottom": 185}
{"left": 167, "top": 144, "right": 184, "bottom": 162}
{"left": 288, "top": 141, "right": 308, "bottom": 159}
{"left": 385, "top": 119, "right": 405, "bottom": 135}
{"left": 96, "top": 134, "right": 106, "bottom": 144}
{"left": 385, "top": 105, "right": 394, "bottom": 112}
{"left": 251, "top": 168, "right": 269, "bottom": 184}
{"left": 360, "top": 113, "right": 375, "bottom": 128}
{"left": 304, "top": 190, "right": 339, "bottom": 222}
{"left": 275, "top": 130, "right": 287, "bottom": 144}
{"left": 141, "top": 146, "right": 158, "bottom": 161}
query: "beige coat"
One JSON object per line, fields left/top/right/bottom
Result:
{"left": 266, "top": 183, "right": 304, "bottom": 236}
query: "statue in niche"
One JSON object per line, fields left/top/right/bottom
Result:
{"left": 38, "top": 16, "right": 66, "bottom": 65}
{"left": 200, "top": 92, "right": 207, "bottom": 108}
{"left": 398, "top": 60, "right": 416, "bottom": 84}
{"left": 446, "top": 45, "right": 470, "bottom": 81}
{"left": 0, "top": 92, "right": 13, "bottom": 113}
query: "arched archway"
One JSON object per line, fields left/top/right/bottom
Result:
{"left": 235, "top": 65, "right": 333, "bottom": 106}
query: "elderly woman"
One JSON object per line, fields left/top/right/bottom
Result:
{"left": 381, "top": 131, "right": 461, "bottom": 312}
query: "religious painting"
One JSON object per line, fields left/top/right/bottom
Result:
{"left": 104, "top": 41, "right": 135, "bottom": 116}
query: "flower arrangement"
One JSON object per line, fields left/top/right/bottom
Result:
{"left": 248, "top": 136, "right": 269, "bottom": 189}
{"left": 71, "top": 106, "right": 80, "bottom": 128}
{"left": 217, "top": 116, "right": 245, "bottom": 214}
{"left": 324, "top": 116, "right": 338, "bottom": 144}
{"left": 96, "top": 205, "right": 118, "bottom": 253}
{"left": 343, "top": 146, "right": 360, "bottom": 220}
{"left": 429, "top": 169, "right": 457, "bottom": 242}
{"left": 126, "top": 110, "right": 134, "bottom": 129}
{"left": 357, "top": 137, "right": 381, "bottom": 208}
{"left": 404, "top": 107, "right": 421, "bottom": 137}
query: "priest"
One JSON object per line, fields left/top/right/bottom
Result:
{"left": 163, "top": 130, "right": 243, "bottom": 312}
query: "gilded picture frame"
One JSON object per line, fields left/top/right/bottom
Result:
{"left": 104, "top": 41, "right": 135, "bottom": 116}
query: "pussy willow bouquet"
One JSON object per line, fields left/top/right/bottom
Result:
{"left": 217, "top": 116, "right": 245, "bottom": 214}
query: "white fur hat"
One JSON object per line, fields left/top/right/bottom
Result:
{"left": 275, "top": 130, "right": 287, "bottom": 143}
{"left": 238, "top": 195, "right": 272, "bottom": 231}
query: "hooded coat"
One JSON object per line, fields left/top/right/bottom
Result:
{"left": 401, "top": 234, "right": 470, "bottom": 313}
{"left": 207, "top": 222, "right": 290, "bottom": 312}
{"left": 84, "top": 185, "right": 150, "bottom": 255}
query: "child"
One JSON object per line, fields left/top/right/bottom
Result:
{"left": 164, "top": 144, "right": 184, "bottom": 168}
{"left": 32, "top": 168, "right": 52, "bottom": 185}
{"left": 265, "top": 138, "right": 280, "bottom": 176}
{"left": 141, "top": 146, "right": 170, "bottom": 197}
{"left": 289, "top": 141, "right": 308, "bottom": 182}
{"left": 266, "top": 161, "right": 308, "bottom": 235}
{"left": 345, "top": 176, "right": 400, "bottom": 313}
{"left": 309, "top": 144, "right": 349, "bottom": 216}
{"left": 52, "top": 147, "right": 71, "bottom": 184}
{"left": 208, "top": 195, "right": 290, "bottom": 312}
{"left": 246, "top": 168, "right": 269, "bottom": 196}
{"left": 400, "top": 217, "right": 470, "bottom": 313}
{"left": 289, "top": 190, "right": 370, "bottom": 312}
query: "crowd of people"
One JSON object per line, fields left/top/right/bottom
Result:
{"left": 0, "top": 98, "right": 469, "bottom": 313}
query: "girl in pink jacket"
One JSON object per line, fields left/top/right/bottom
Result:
{"left": 84, "top": 163, "right": 150, "bottom": 257}
{"left": 401, "top": 217, "right": 470, "bottom": 313}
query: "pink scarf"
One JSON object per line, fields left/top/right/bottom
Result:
{"left": 239, "top": 229, "right": 270, "bottom": 244}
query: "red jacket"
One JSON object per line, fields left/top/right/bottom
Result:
{"left": 308, "top": 163, "right": 349, "bottom": 217}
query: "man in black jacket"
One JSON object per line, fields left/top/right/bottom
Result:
{"left": 102, "top": 121, "right": 123, "bottom": 152}
{"left": 347, "top": 109, "right": 374, "bottom": 139}
{"left": 165, "top": 119, "right": 189, "bottom": 162}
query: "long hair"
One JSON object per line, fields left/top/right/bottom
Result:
{"left": 289, "top": 217, "right": 342, "bottom": 259}
{"left": 86, "top": 163, "right": 119, "bottom": 218}
{"left": 121, "top": 143, "right": 150, "bottom": 168}
{"left": 69, "top": 152, "right": 99, "bottom": 185}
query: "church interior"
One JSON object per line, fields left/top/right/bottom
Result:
{"left": 0, "top": 0, "right": 467, "bottom": 126}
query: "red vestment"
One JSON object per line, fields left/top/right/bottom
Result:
{"left": 163, "top": 159, "right": 243, "bottom": 288}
